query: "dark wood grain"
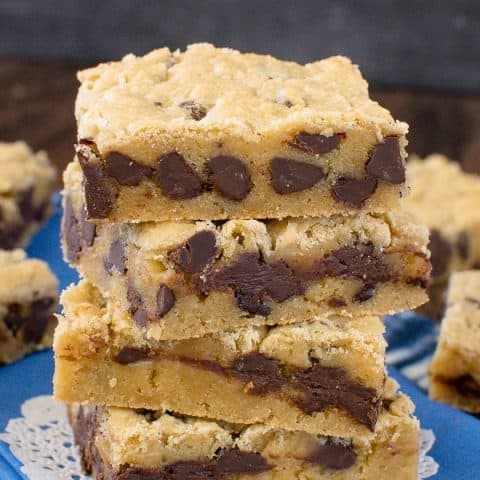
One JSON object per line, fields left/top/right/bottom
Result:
{"left": 0, "top": 59, "right": 479, "bottom": 187}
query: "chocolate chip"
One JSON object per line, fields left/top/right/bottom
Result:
{"left": 127, "top": 282, "right": 149, "bottom": 328}
{"left": 179, "top": 100, "right": 207, "bottom": 120}
{"left": 104, "top": 239, "right": 126, "bottom": 275}
{"left": 304, "top": 244, "right": 391, "bottom": 285}
{"left": 156, "top": 284, "right": 175, "bottom": 319}
{"left": 169, "top": 230, "right": 218, "bottom": 274}
{"left": 17, "top": 187, "right": 35, "bottom": 221}
{"left": 331, "top": 176, "right": 377, "bottom": 208}
{"left": 456, "top": 231, "right": 470, "bottom": 260}
{"left": 3, "top": 303, "right": 23, "bottom": 336}
{"left": 305, "top": 439, "right": 356, "bottom": 470}
{"left": 23, "top": 314, "right": 51, "bottom": 344}
{"left": 451, "top": 375, "right": 480, "bottom": 398}
{"left": 215, "top": 449, "right": 272, "bottom": 474}
{"left": 62, "top": 197, "right": 82, "bottom": 262}
{"left": 354, "top": 284, "right": 375, "bottom": 302}
{"left": 30, "top": 297, "right": 55, "bottom": 314}
{"left": 156, "top": 153, "right": 203, "bottom": 200}
{"left": 104, "top": 152, "right": 153, "bottom": 186}
{"left": 270, "top": 157, "right": 324, "bottom": 194}
{"left": 366, "top": 136, "right": 405, "bottom": 184}
{"left": 115, "top": 347, "right": 150, "bottom": 364}
{"left": 203, "top": 252, "right": 303, "bottom": 316}
{"left": 78, "top": 150, "right": 115, "bottom": 219}
{"left": 80, "top": 206, "right": 96, "bottom": 247}
{"left": 208, "top": 156, "right": 251, "bottom": 201}
{"left": 428, "top": 229, "right": 451, "bottom": 277}
{"left": 290, "top": 133, "right": 342, "bottom": 155}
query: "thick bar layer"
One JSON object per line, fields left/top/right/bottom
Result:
{"left": 75, "top": 43, "right": 409, "bottom": 222}
{"left": 63, "top": 164, "right": 430, "bottom": 340}
{"left": 0, "top": 142, "right": 56, "bottom": 249}
{"left": 55, "top": 280, "right": 386, "bottom": 437}
{"left": 429, "top": 271, "right": 480, "bottom": 412}
{"left": 0, "top": 249, "right": 58, "bottom": 364}
{"left": 69, "top": 379, "right": 419, "bottom": 480}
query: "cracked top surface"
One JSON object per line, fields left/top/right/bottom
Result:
{"left": 76, "top": 43, "right": 407, "bottom": 154}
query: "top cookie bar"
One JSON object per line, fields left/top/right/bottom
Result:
{"left": 75, "top": 43, "right": 408, "bottom": 221}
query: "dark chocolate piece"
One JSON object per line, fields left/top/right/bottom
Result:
{"left": 23, "top": 314, "right": 51, "bottom": 344}
{"left": 428, "top": 229, "right": 452, "bottom": 277}
{"left": 62, "top": 197, "right": 82, "bottom": 263}
{"left": 451, "top": 375, "right": 480, "bottom": 398}
{"left": 366, "top": 136, "right": 405, "bottom": 184}
{"left": 328, "top": 298, "right": 347, "bottom": 308}
{"left": 169, "top": 230, "right": 218, "bottom": 274}
{"left": 331, "top": 176, "right": 378, "bottom": 208}
{"left": 208, "top": 156, "right": 251, "bottom": 201}
{"left": 354, "top": 284, "right": 375, "bottom": 303}
{"left": 115, "top": 347, "right": 150, "bottom": 364}
{"left": 202, "top": 252, "right": 303, "bottom": 316}
{"left": 104, "top": 239, "right": 126, "bottom": 275}
{"left": 290, "top": 133, "right": 342, "bottom": 155}
{"left": 305, "top": 438, "right": 356, "bottom": 470}
{"left": 456, "top": 231, "right": 470, "bottom": 260}
{"left": 156, "top": 153, "right": 203, "bottom": 200}
{"left": 105, "top": 152, "right": 153, "bottom": 186}
{"left": 17, "top": 187, "right": 35, "bottom": 221}
{"left": 72, "top": 405, "right": 98, "bottom": 474}
{"left": 80, "top": 206, "right": 96, "bottom": 247}
{"left": 156, "top": 284, "right": 176, "bottom": 319}
{"left": 270, "top": 157, "right": 324, "bottom": 194}
{"left": 179, "top": 100, "right": 207, "bottom": 121}
{"left": 302, "top": 243, "right": 391, "bottom": 285}
{"left": 127, "top": 282, "right": 149, "bottom": 328}
{"left": 78, "top": 148, "right": 115, "bottom": 218}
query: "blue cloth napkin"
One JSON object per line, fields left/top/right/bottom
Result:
{"left": 1, "top": 200, "right": 479, "bottom": 479}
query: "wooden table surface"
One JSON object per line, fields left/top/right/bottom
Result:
{"left": 1, "top": 59, "right": 479, "bottom": 186}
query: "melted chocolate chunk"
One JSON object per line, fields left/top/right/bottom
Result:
{"left": 17, "top": 187, "right": 35, "bottom": 221}
{"left": 428, "top": 229, "right": 451, "bottom": 277}
{"left": 303, "top": 244, "right": 391, "bottom": 285}
{"left": 203, "top": 252, "right": 303, "bottom": 316}
{"left": 331, "top": 176, "right": 378, "bottom": 208}
{"left": 230, "top": 353, "right": 285, "bottom": 393}
{"left": 127, "top": 283, "right": 149, "bottom": 328}
{"left": 208, "top": 156, "right": 252, "bottom": 201}
{"left": 456, "top": 231, "right": 470, "bottom": 260}
{"left": 169, "top": 230, "right": 218, "bottom": 274}
{"left": 451, "top": 375, "right": 480, "bottom": 398}
{"left": 270, "top": 157, "right": 324, "bottom": 194}
{"left": 104, "top": 239, "right": 126, "bottom": 275}
{"left": 305, "top": 438, "right": 356, "bottom": 470}
{"left": 72, "top": 405, "right": 98, "bottom": 474}
{"left": 115, "top": 347, "right": 150, "bottom": 364}
{"left": 156, "top": 153, "right": 203, "bottom": 199}
{"left": 23, "top": 314, "right": 51, "bottom": 344}
{"left": 290, "top": 133, "right": 342, "bottom": 155}
{"left": 354, "top": 284, "right": 375, "bottom": 303}
{"left": 0, "top": 217, "right": 25, "bottom": 250}
{"left": 156, "top": 284, "right": 176, "bottom": 319}
{"left": 80, "top": 206, "right": 96, "bottom": 247}
{"left": 78, "top": 150, "right": 115, "bottom": 218}
{"left": 62, "top": 197, "right": 82, "bottom": 262}
{"left": 105, "top": 152, "right": 153, "bottom": 186}
{"left": 366, "top": 136, "right": 405, "bottom": 184}
{"left": 179, "top": 100, "right": 207, "bottom": 121}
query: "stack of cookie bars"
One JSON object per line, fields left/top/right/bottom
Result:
{"left": 54, "top": 44, "right": 431, "bottom": 479}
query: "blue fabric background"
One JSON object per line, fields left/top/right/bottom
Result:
{"left": 0, "top": 200, "right": 479, "bottom": 479}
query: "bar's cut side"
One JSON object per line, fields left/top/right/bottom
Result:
{"left": 429, "top": 271, "right": 480, "bottom": 412}
{"left": 0, "top": 249, "right": 58, "bottom": 364}
{"left": 75, "top": 43, "right": 409, "bottom": 222}
{"left": 54, "top": 280, "right": 387, "bottom": 437}
{"left": 62, "top": 161, "right": 430, "bottom": 340}
{"left": 0, "top": 142, "right": 56, "bottom": 249}
{"left": 69, "top": 378, "right": 419, "bottom": 480}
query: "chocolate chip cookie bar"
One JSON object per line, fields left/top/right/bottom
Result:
{"left": 0, "top": 141, "right": 56, "bottom": 249}
{"left": 75, "top": 43, "right": 408, "bottom": 222}
{"left": 69, "top": 378, "right": 419, "bottom": 480}
{"left": 0, "top": 249, "right": 58, "bottom": 364}
{"left": 429, "top": 271, "right": 480, "bottom": 412}
{"left": 62, "top": 163, "right": 429, "bottom": 340}
{"left": 54, "top": 280, "right": 387, "bottom": 437}
{"left": 403, "top": 155, "right": 480, "bottom": 281}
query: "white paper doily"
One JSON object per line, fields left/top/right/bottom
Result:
{"left": 0, "top": 395, "right": 439, "bottom": 479}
